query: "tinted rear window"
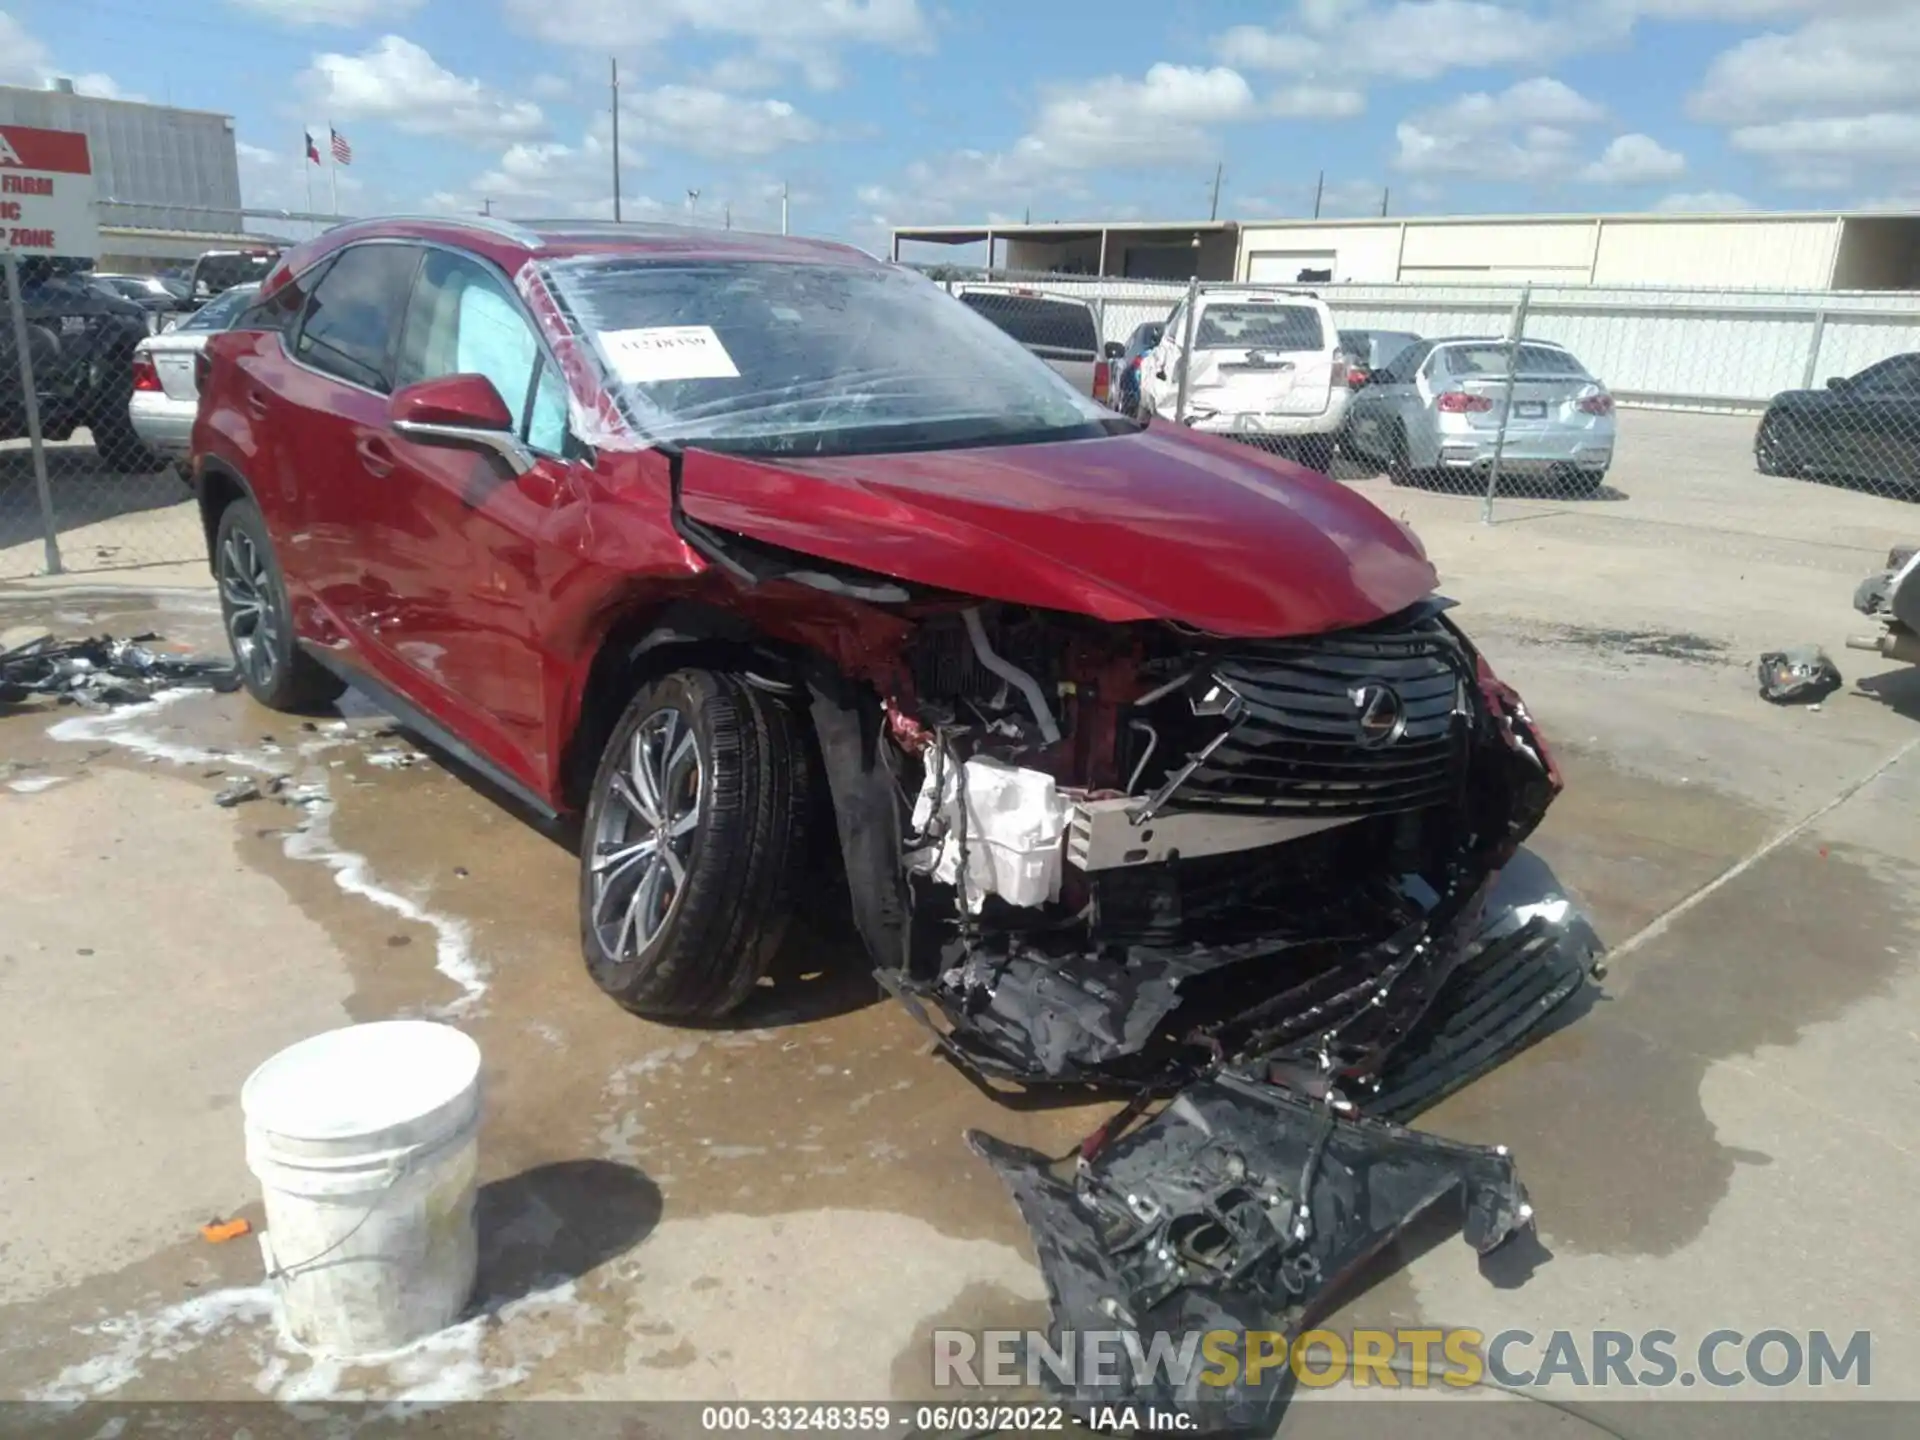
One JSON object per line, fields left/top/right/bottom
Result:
{"left": 1195, "top": 303, "right": 1323, "bottom": 352}
{"left": 958, "top": 292, "right": 1098, "bottom": 355}
{"left": 1443, "top": 343, "right": 1586, "bottom": 377}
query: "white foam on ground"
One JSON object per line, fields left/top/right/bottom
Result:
{"left": 25, "top": 1279, "right": 596, "bottom": 1404}
{"left": 7, "top": 774, "right": 66, "bottom": 793}
{"left": 47, "top": 692, "right": 489, "bottom": 1015}
{"left": 281, "top": 787, "right": 486, "bottom": 1016}
{"left": 24, "top": 1287, "right": 275, "bottom": 1402}
{"left": 47, "top": 689, "right": 277, "bottom": 772}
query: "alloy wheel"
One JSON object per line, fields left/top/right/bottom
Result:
{"left": 218, "top": 528, "right": 280, "bottom": 691}
{"left": 590, "top": 707, "right": 703, "bottom": 963}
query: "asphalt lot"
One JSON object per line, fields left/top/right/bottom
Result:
{"left": 3, "top": 406, "right": 1920, "bottom": 1433}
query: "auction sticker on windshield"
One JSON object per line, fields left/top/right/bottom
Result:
{"left": 0, "top": 124, "right": 99, "bottom": 259}
{"left": 601, "top": 325, "right": 740, "bottom": 383}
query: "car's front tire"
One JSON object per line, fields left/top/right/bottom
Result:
{"left": 579, "top": 669, "right": 810, "bottom": 1021}
{"left": 213, "top": 498, "right": 346, "bottom": 712}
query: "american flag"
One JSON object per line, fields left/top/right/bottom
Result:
{"left": 330, "top": 128, "right": 352, "bottom": 166}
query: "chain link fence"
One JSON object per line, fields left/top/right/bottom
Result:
{"left": 947, "top": 270, "right": 1920, "bottom": 516}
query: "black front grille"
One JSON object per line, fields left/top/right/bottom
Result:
{"left": 1157, "top": 619, "right": 1471, "bottom": 816}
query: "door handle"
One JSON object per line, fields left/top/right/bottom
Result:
{"left": 244, "top": 388, "right": 269, "bottom": 418}
{"left": 356, "top": 435, "right": 396, "bottom": 478}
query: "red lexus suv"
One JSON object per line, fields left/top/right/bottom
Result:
{"left": 190, "top": 216, "right": 1563, "bottom": 1091}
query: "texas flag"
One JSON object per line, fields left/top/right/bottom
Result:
{"left": 305, "top": 131, "right": 321, "bottom": 165}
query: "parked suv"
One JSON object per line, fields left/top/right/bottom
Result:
{"left": 954, "top": 286, "right": 1112, "bottom": 403}
{"left": 0, "top": 256, "right": 161, "bottom": 470}
{"left": 1138, "top": 289, "right": 1350, "bottom": 473}
{"left": 191, "top": 217, "right": 1560, "bottom": 1096}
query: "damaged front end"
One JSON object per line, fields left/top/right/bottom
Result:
{"left": 867, "top": 597, "right": 1572, "bottom": 1097}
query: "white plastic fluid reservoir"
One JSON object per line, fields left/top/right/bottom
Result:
{"left": 240, "top": 1020, "right": 483, "bottom": 1358}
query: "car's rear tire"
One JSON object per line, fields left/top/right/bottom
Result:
{"left": 1385, "top": 421, "right": 1420, "bottom": 486}
{"left": 1755, "top": 413, "right": 1798, "bottom": 477}
{"left": 86, "top": 373, "right": 164, "bottom": 474}
{"left": 213, "top": 499, "right": 346, "bottom": 713}
{"left": 1558, "top": 467, "right": 1606, "bottom": 498}
{"left": 579, "top": 669, "right": 810, "bottom": 1021}
{"left": 1298, "top": 435, "right": 1335, "bottom": 475}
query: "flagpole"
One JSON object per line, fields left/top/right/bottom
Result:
{"left": 328, "top": 120, "right": 338, "bottom": 216}
{"left": 304, "top": 133, "right": 314, "bottom": 225}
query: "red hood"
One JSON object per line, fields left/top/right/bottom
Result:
{"left": 677, "top": 425, "right": 1438, "bottom": 637}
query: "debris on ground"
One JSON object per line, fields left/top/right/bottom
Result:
{"left": 1757, "top": 645, "right": 1842, "bottom": 704}
{"left": 0, "top": 632, "right": 239, "bottom": 708}
{"left": 199, "top": 1217, "right": 252, "bottom": 1244}
{"left": 366, "top": 748, "right": 431, "bottom": 770}
{"left": 213, "top": 777, "right": 264, "bottom": 808}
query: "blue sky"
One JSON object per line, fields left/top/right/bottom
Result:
{"left": 4, "top": 0, "right": 1917, "bottom": 253}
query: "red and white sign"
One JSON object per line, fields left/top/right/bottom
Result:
{"left": 0, "top": 124, "right": 99, "bottom": 259}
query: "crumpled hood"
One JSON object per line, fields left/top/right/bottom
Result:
{"left": 678, "top": 426, "right": 1438, "bottom": 637}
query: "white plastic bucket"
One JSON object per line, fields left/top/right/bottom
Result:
{"left": 241, "top": 1020, "right": 483, "bottom": 1358}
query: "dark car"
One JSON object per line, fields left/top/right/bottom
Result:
{"left": 1112, "top": 319, "right": 1164, "bottom": 417}
{"left": 0, "top": 256, "right": 162, "bottom": 470}
{"left": 1756, "top": 353, "right": 1920, "bottom": 492}
{"left": 953, "top": 286, "right": 1112, "bottom": 403}
{"left": 192, "top": 215, "right": 1564, "bottom": 1087}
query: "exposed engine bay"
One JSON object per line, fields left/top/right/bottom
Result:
{"left": 831, "top": 596, "right": 1573, "bottom": 1098}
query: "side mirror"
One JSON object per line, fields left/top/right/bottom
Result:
{"left": 1826, "top": 376, "right": 1847, "bottom": 390}
{"left": 388, "top": 374, "right": 534, "bottom": 475}
{"left": 1103, "top": 340, "right": 1124, "bottom": 360}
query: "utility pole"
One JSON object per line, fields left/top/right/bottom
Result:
{"left": 1312, "top": 170, "right": 1324, "bottom": 220}
{"left": 780, "top": 181, "right": 789, "bottom": 236}
{"left": 610, "top": 58, "right": 622, "bottom": 222}
{"left": 1208, "top": 162, "right": 1223, "bottom": 221}
{"left": 1380, "top": 186, "right": 1390, "bottom": 218}
{"left": 482, "top": 198, "right": 492, "bottom": 217}
{"left": 724, "top": 202, "right": 731, "bottom": 230}
{"left": 687, "top": 188, "right": 700, "bottom": 220}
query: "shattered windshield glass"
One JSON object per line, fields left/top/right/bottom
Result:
{"left": 539, "top": 256, "right": 1116, "bottom": 456}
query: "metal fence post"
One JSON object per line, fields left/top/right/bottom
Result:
{"left": 4, "top": 249, "right": 63, "bottom": 575}
{"left": 1482, "top": 282, "right": 1532, "bottom": 526}
{"left": 1173, "top": 274, "right": 1201, "bottom": 424}
{"left": 1799, "top": 307, "right": 1827, "bottom": 391}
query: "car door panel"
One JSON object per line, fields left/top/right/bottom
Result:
{"left": 365, "top": 250, "right": 577, "bottom": 789}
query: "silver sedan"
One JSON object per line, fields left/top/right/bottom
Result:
{"left": 1345, "top": 337, "right": 1616, "bottom": 494}
{"left": 127, "top": 284, "right": 259, "bottom": 462}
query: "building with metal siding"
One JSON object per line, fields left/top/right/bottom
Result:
{"left": 895, "top": 209, "right": 1920, "bottom": 292}
{"left": 0, "top": 81, "right": 248, "bottom": 269}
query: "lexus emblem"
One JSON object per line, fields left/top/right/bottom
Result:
{"left": 1348, "top": 682, "right": 1407, "bottom": 747}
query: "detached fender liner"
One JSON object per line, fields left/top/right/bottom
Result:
{"left": 968, "top": 1074, "right": 1532, "bottom": 1432}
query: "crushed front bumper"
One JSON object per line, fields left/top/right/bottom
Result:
{"left": 966, "top": 893, "right": 1600, "bottom": 1433}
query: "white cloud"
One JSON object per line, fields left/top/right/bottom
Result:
{"left": 1691, "top": 11, "right": 1920, "bottom": 126}
{"left": 0, "top": 10, "right": 127, "bottom": 97}
{"left": 1219, "top": 1, "right": 1610, "bottom": 84}
{"left": 1269, "top": 86, "right": 1366, "bottom": 119}
{"left": 1394, "top": 77, "right": 1607, "bottom": 178}
{"left": 1686, "top": 4, "right": 1920, "bottom": 193}
{"left": 226, "top": 0, "right": 424, "bottom": 25}
{"left": 1653, "top": 189, "right": 1754, "bottom": 211}
{"left": 617, "top": 85, "right": 820, "bottom": 159}
{"left": 501, "top": 0, "right": 928, "bottom": 89}
{"left": 1582, "top": 132, "right": 1686, "bottom": 183}
{"left": 1023, "top": 65, "right": 1260, "bottom": 168}
{"left": 301, "top": 36, "right": 546, "bottom": 144}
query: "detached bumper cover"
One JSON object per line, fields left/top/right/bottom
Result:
{"left": 970, "top": 1074, "right": 1532, "bottom": 1431}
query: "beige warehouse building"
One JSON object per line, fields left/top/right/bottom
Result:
{"left": 894, "top": 209, "right": 1920, "bottom": 291}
